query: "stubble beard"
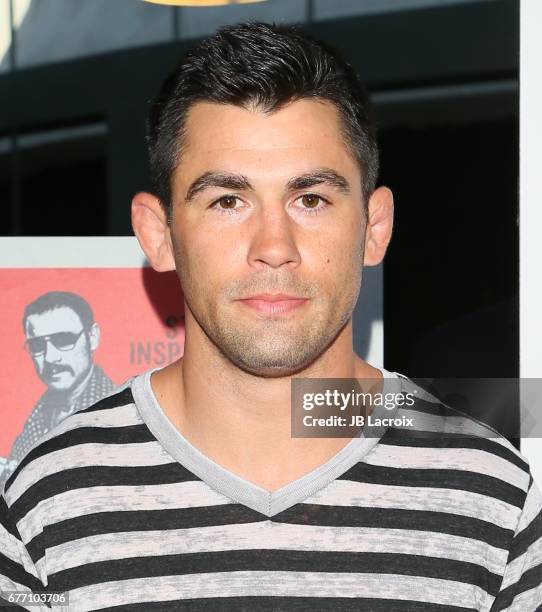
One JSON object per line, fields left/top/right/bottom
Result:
{"left": 206, "top": 301, "right": 349, "bottom": 378}
{"left": 180, "top": 272, "right": 362, "bottom": 379}
{"left": 173, "top": 236, "right": 364, "bottom": 378}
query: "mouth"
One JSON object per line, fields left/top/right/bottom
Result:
{"left": 237, "top": 293, "right": 309, "bottom": 315}
{"left": 47, "top": 368, "right": 70, "bottom": 378}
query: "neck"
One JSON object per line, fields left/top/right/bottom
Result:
{"left": 152, "top": 317, "right": 382, "bottom": 492}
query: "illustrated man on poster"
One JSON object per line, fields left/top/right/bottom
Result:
{"left": 0, "top": 291, "right": 116, "bottom": 488}
{"left": 0, "top": 22, "right": 541, "bottom": 610}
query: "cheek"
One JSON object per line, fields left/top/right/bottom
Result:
{"left": 176, "top": 225, "right": 244, "bottom": 286}
{"left": 181, "top": 244, "right": 227, "bottom": 288}
{"left": 308, "top": 227, "right": 361, "bottom": 271}
{"left": 309, "top": 233, "right": 363, "bottom": 302}
{"left": 71, "top": 345, "right": 90, "bottom": 369}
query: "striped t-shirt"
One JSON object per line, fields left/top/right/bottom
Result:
{"left": 1, "top": 367, "right": 541, "bottom": 611}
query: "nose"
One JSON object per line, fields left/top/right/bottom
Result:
{"left": 246, "top": 203, "right": 301, "bottom": 270}
{"left": 43, "top": 339, "right": 62, "bottom": 363}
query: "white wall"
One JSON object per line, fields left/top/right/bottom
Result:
{"left": 0, "top": 0, "right": 11, "bottom": 72}
{"left": 520, "top": 0, "right": 542, "bottom": 484}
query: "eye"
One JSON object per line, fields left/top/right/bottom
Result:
{"left": 295, "top": 193, "right": 330, "bottom": 215}
{"left": 210, "top": 195, "right": 242, "bottom": 214}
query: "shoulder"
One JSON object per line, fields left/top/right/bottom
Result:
{"left": 2, "top": 379, "right": 148, "bottom": 516}
{"left": 22, "top": 396, "right": 47, "bottom": 423}
{"left": 92, "top": 363, "right": 117, "bottom": 389}
{"left": 376, "top": 373, "right": 532, "bottom": 504}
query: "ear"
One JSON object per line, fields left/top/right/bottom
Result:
{"left": 88, "top": 322, "right": 100, "bottom": 352}
{"left": 131, "top": 191, "right": 176, "bottom": 272}
{"left": 363, "top": 186, "right": 394, "bottom": 266}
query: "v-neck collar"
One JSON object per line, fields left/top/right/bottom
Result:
{"left": 131, "top": 367, "right": 403, "bottom": 517}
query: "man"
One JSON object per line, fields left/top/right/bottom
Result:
{"left": 0, "top": 291, "right": 116, "bottom": 488}
{"left": 1, "top": 22, "right": 540, "bottom": 611}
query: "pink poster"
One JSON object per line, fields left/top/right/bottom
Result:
{"left": 0, "top": 260, "right": 185, "bottom": 484}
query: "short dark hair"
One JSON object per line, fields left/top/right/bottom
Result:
{"left": 23, "top": 291, "right": 95, "bottom": 332}
{"left": 146, "top": 21, "right": 379, "bottom": 219}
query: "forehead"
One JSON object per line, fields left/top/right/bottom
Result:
{"left": 25, "top": 307, "right": 82, "bottom": 336}
{"left": 177, "top": 98, "right": 360, "bottom": 181}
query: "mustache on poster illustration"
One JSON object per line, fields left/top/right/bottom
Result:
{"left": 0, "top": 267, "right": 185, "bottom": 490}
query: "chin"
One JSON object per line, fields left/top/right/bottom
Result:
{"left": 260, "top": 366, "right": 313, "bottom": 378}
{"left": 233, "top": 351, "right": 319, "bottom": 378}
{"left": 52, "top": 385, "right": 70, "bottom": 392}
{"left": 47, "top": 379, "right": 74, "bottom": 392}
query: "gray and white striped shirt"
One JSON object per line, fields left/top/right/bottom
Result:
{"left": 1, "top": 368, "right": 541, "bottom": 611}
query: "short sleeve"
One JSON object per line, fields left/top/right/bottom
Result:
{"left": 490, "top": 473, "right": 542, "bottom": 610}
{"left": 0, "top": 493, "right": 49, "bottom": 611}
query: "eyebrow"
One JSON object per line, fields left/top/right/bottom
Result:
{"left": 185, "top": 172, "right": 252, "bottom": 203}
{"left": 286, "top": 168, "right": 350, "bottom": 194}
{"left": 184, "top": 167, "right": 351, "bottom": 203}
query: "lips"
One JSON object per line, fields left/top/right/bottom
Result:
{"left": 243, "top": 293, "right": 305, "bottom": 302}
{"left": 237, "top": 294, "right": 309, "bottom": 315}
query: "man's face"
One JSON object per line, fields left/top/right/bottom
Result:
{"left": 168, "top": 99, "right": 369, "bottom": 377}
{"left": 25, "top": 307, "right": 93, "bottom": 391}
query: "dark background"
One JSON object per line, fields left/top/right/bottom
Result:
{"left": 0, "top": 1, "right": 519, "bottom": 424}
